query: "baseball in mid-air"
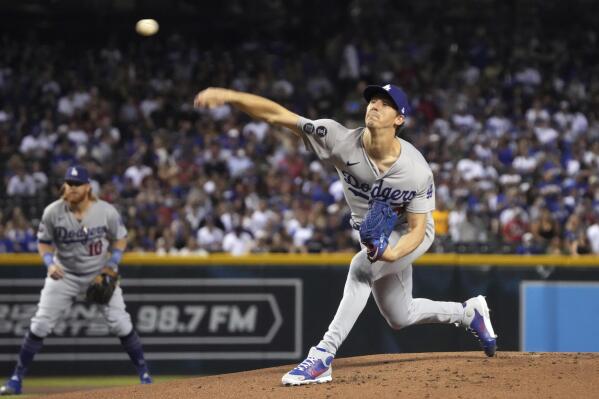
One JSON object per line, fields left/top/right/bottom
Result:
{"left": 135, "top": 19, "right": 159, "bottom": 36}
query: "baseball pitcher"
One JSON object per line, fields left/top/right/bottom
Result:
{"left": 193, "top": 84, "right": 497, "bottom": 386}
{"left": 0, "top": 166, "right": 152, "bottom": 396}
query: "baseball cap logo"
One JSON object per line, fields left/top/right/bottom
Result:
{"left": 383, "top": 84, "right": 391, "bottom": 91}
{"left": 70, "top": 168, "right": 78, "bottom": 176}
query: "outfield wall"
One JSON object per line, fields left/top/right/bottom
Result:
{"left": 0, "top": 254, "right": 598, "bottom": 376}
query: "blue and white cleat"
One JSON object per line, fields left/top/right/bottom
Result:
{"left": 281, "top": 346, "right": 334, "bottom": 386}
{"left": 0, "top": 376, "right": 22, "bottom": 396}
{"left": 463, "top": 295, "right": 498, "bottom": 357}
{"left": 139, "top": 372, "right": 153, "bottom": 384}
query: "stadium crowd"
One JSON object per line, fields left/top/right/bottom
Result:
{"left": 0, "top": 2, "right": 598, "bottom": 255}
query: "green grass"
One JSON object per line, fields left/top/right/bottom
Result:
{"left": 24, "top": 375, "right": 184, "bottom": 387}
{"left": 2, "top": 376, "right": 188, "bottom": 397}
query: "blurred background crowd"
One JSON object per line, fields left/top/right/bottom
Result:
{"left": 0, "top": 0, "right": 598, "bottom": 255}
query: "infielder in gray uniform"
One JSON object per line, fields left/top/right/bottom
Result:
{"left": 0, "top": 166, "right": 152, "bottom": 396}
{"left": 194, "top": 84, "right": 497, "bottom": 386}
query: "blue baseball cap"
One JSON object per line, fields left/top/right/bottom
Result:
{"left": 363, "top": 84, "right": 411, "bottom": 116}
{"left": 64, "top": 165, "right": 90, "bottom": 184}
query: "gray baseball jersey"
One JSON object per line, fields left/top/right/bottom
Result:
{"left": 37, "top": 199, "right": 127, "bottom": 274}
{"left": 298, "top": 117, "right": 435, "bottom": 238}
{"left": 297, "top": 118, "right": 468, "bottom": 358}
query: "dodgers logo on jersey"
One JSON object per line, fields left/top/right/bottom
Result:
{"left": 54, "top": 226, "right": 108, "bottom": 244}
{"left": 303, "top": 123, "right": 315, "bottom": 134}
{"left": 341, "top": 171, "right": 417, "bottom": 206}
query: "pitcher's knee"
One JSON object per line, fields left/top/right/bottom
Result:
{"left": 385, "top": 314, "right": 412, "bottom": 330}
{"left": 384, "top": 304, "right": 416, "bottom": 330}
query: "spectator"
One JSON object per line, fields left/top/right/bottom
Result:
{"left": 0, "top": 4, "right": 597, "bottom": 254}
{"left": 7, "top": 167, "right": 36, "bottom": 197}
{"left": 530, "top": 209, "right": 560, "bottom": 246}
{"left": 196, "top": 216, "right": 225, "bottom": 252}
{"left": 222, "top": 225, "right": 255, "bottom": 255}
{"left": 0, "top": 225, "right": 15, "bottom": 253}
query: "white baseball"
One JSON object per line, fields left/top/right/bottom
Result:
{"left": 135, "top": 19, "right": 159, "bottom": 36}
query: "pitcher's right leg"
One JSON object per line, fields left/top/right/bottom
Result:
{"left": 282, "top": 250, "right": 372, "bottom": 385}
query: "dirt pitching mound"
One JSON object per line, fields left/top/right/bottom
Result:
{"left": 32, "top": 352, "right": 599, "bottom": 399}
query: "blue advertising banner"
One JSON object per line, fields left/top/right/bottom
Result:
{"left": 520, "top": 281, "right": 599, "bottom": 352}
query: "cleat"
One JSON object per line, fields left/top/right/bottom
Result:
{"left": 281, "top": 347, "right": 334, "bottom": 386}
{"left": 463, "top": 295, "right": 498, "bottom": 357}
{"left": 139, "top": 372, "right": 153, "bottom": 384}
{"left": 0, "top": 376, "right": 22, "bottom": 396}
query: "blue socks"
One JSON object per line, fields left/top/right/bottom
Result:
{"left": 10, "top": 329, "right": 149, "bottom": 382}
{"left": 119, "top": 329, "right": 150, "bottom": 376}
{"left": 13, "top": 330, "right": 44, "bottom": 380}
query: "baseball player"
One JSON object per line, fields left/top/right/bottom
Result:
{"left": 0, "top": 166, "right": 152, "bottom": 396}
{"left": 193, "top": 84, "right": 497, "bottom": 386}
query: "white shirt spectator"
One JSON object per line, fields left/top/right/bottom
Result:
{"left": 249, "top": 208, "right": 274, "bottom": 237}
{"left": 90, "top": 140, "right": 113, "bottom": 163}
{"left": 462, "top": 66, "right": 480, "bottom": 85}
{"left": 20, "top": 133, "right": 53, "bottom": 156}
{"left": 515, "top": 67, "right": 541, "bottom": 86}
{"left": 94, "top": 126, "right": 121, "bottom": 142}
{"left": 583, "top": 146, "right": 599, "bottom": 168}
{"left": 242, "top": 121, "right": 269, "bottom": 142}
{"left": 292, "top": 225, "right": 313, "bottom": 247}
{"left": 565, "top": 159, "right": 580, "bottom": 176}
{"left": 534, "top": 126, "right": 559, "bottom": 144}
{"left": 222, "top": 230, "right": 255, "bottom": 255}
{"left": 486, "top": 115, "right": 511, "bottom": 137}
{"left": 526, "top": 107, "right": 550, "bottom": 125}
{"left": 73, "top": 91, "right": 91, "bottom": 110}
{"left": 339, "top": 43, "right": 360, "bottom": 80}
{"left": 227, "top": 150, "right": 254, "bottom": 178}
{"left": 7, "top": 173, "right": 36, "bottom": 196}
{"left": 140, "top": 98, "right": 161, "bottom": 118}
{"left": 456, "top": 158, "right": 484, "bottom": 181}
{"left": 513, "top": 155, "right": 538, "bottom": 174}
{"left": 448, "top": 208, "right": 466, "bottom": 242}
{"left": 197, "top": 225, "right": 224, "bottom": 251}
{"left": 67, "top": 127, "right": 89, "bottom": 146}
{"left": 207, "top": 104, "right": 232, "bottom": 121}
{"left": 553, "top": 107, "right": 572, "bottom": 129}
{"left": 124, "top": 164, "right": 153, "bottom": 187}
{"left": 571, "top": 112, "right": 588, "bottom": 135}
{"left": 587, "top": 224, "right": 599, "bottom": 254}
{"left": 329, "top": 179, "right": 345, "bottom": 202}
{"left": 57, "top": 95, "right": 75, "bottom": 116}
{"left": 452, "top": 113, "right": 477, "bottom": 130}
{"left": 32, "top": 171, "right": 48, "bottom": 192}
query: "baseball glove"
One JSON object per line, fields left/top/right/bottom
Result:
{"left": 86, "top": 267, "right": 119, "bottom": 305}
{"left": 359, "top": 200, "right": 398, "bottom": 262}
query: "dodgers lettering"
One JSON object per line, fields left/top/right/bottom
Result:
{"left": 54, "top": 226, "right": 108, "bottom": 243}
{"left": 341, "top": 171, "right": 416, "bottom": 204}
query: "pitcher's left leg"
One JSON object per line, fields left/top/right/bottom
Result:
{"left": 372, "top": 266, "right": 464, "bottom": 329}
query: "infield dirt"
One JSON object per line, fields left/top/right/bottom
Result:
{"left": 30, "top": 352, "right": 599, "bottom": 398}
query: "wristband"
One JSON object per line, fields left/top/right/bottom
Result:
{"left": 42, "top": 253, "right": 54, "bottom": 269}
{"left": 107, "top": 249, "right": 123, "bottom": 269}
